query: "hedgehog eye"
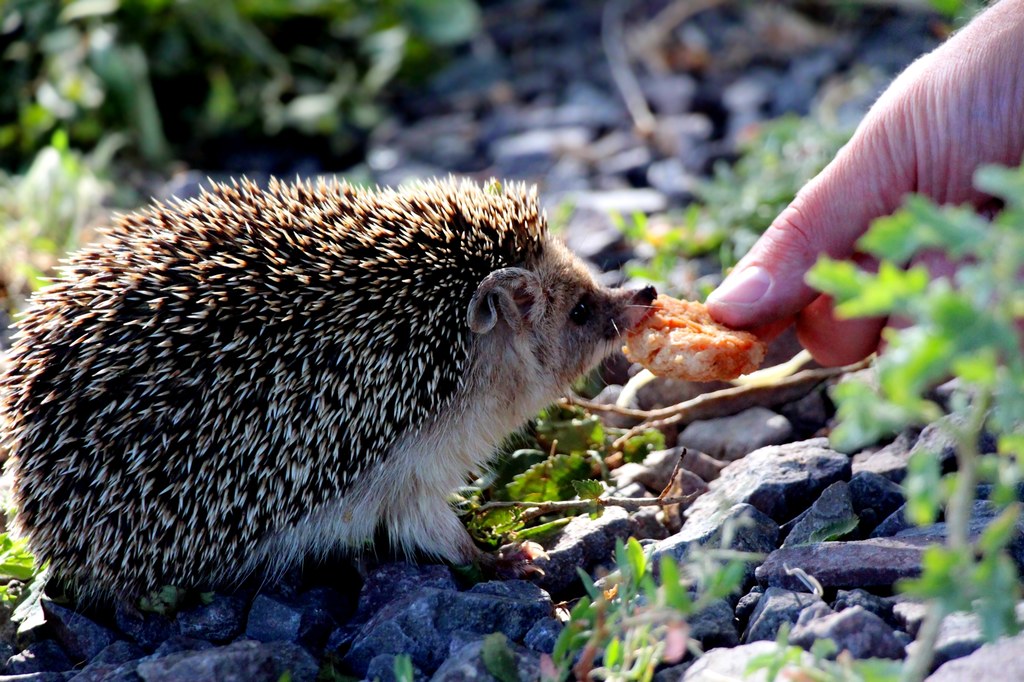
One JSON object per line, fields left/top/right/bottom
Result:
{"left": 570, "top": 299, "right": 591, "bottom": 326}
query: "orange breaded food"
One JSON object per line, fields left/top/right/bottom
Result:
{"left": 623, "top": 295, "right": 766, "bottom": 382}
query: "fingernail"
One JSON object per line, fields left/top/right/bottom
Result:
{"left": 709, "top": 266, "right": 771, "bottom": 305}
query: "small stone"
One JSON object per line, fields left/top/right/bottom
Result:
{"left": 734, "top": 587, "right": 764, "bottom": 633}
{"left": 777, "top": 386, "right": 830, "bottom": 434}
{"left": 3, "top": 641, "right": 73, "bottom": 675}
{"left": 42, "top": 601, "right": 118, "bottom": 663}
{"left": 908, "top": 603, "right": 1024, "bottom": 669}
{"left": 782, "top": 481, "right": 857, "bottom": 547}
{"left": 563, "top": 207, "right": 631, "bottom": 272}
{"left": 643, "top": 73, "right": 697, "bottom": 116}
{"left": 570, "top": 188, "right": 669, "bottom": 216}
{"left": 429, "top": 636, "right": 542, "bottom": 682}
{"left": 71, "top": 641, "right": 146, "bottom": 682}
{"left": 178, "top": 593, "right": 247, "bottom": 643}
{"left": 789, "top": 605, "right": 906, "bottom": 659}
{"left": 524, "top": 617, "right": 562, "bottom": 654}
{"left": 743, "top": 587, "right": 825, "bottom": 643}
{"left": 847, "top": 472, "right": 906, "bottom": 538}
{"left": 926, "top": 631, "right": 1024, "bottom": 681}
{"left": 756, "top": 537, "right": 930, "bottom": 590}
{"left": 151, "top": 636, "right": 215, "bottom": 657}
{"left": 365, "top": 653, "right": 427, "bottom": 682}
{"left": 650, "top": 503, "right": 779, "bottom": 585}
{"left": 244, "top": 590, "right": 340, "bottom": 654}
{"left": 114, "top": 603, "right": 178, "bottom": 651}
{"left": 689, "top": 599, "right": 739, "bottom": 649}
{"left": 832, "top": 589, "right": 898, "bottom": 629}
{"left": 135, "top": 640, "right": 318, "bottom": 682}
{"left": 534, "top": 506, "right": 634, "bottom": 597}
{"left": 343, "top": 579, "right": 552, "bottom": 676}
{"left": 684, "top": 641, "right": 812, "bottom": 681}
{"left": 353, "top": 563, "right": 455, "bottom": 623}
{"left": 678, "top": 408, "right": 793, "bottom": 462}
{"left": 646, "top": 159, "right": 700, "bottom": 202}
{"left": 684, "top": 438, "right": 851, "bottom": 526}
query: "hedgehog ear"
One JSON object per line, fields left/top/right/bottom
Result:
{"left": 468, "top": 267, "right": 544, "bottom": 335}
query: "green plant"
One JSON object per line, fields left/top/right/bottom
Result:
{"left": 543, "top": 537, "right": 751, "bottom": 681}
{"left": 622, "top": 113, "right": 852, "bottom": 288}
{"left": 0, "top": 0, "right": 481, "bottom": 169}
{"left": 0, "top": 130, "right": 119, "bottom": 314}
{"left": 808, "top": 160, "right": 1024, "bottom": 680}
{"left": 0, "top": 533, "right": 39, "bottom": 605}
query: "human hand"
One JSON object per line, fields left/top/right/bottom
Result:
{"left": 706, "top": 0, "right": 1024, "bottom": 366}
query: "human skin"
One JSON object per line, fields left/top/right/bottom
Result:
{"left": 706, "top": 0, "right": 1024, "bottom": 366}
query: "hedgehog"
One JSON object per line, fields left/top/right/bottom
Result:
{"left": 0, "top": 176, "right": 656, "bottom": 599}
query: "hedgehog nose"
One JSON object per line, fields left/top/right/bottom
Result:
{"left": 633, "top": 285, "right": 657, "bottom": 306}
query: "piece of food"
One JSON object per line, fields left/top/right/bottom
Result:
{"left": 623, "top": 295, "right": 766, "bottom": 381}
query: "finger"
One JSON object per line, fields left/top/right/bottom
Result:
{"left": 796, "top": 294, "right": 888, "bottom": 367}
{"left": 707, "top": 110, "right": 915, "bottom": 330}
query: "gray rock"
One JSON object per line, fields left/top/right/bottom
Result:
{"left": 689, "top": 599, "right": 739, "bottom": 649}
{"left": 428, "top": 636, "right": 542, "bottom": 682}
{"left": 534, "top": 506, "right": 634, "bottom": 596}
{"left": 678, "top": 408, "right": 793, "bottom": 462}
{"left": 563, "top": 207, "right": 630, "bottom": 271}
{"left": 651, "top": 114, "right": 713, "bottom": 168}
{"left": 851, "top": 430, "right": 920, "bottom": 482}
{"left": 653, "top": 662, "right": 692, "bottom": 682}
{"left": 244, "top": 589, "right": 342, "bottom": 654}
{"left": 782, "top": 481, "right": 857, "bottom": 547}
{"left": 178, "top": 594, "right": 247, "bottom": 643}
{"left": 848, "top": 472, "right": 905, "bottom": 537}
{"left": 683, "top": 641, "right": 812, "bottom": 681}
{"left": 777, "top": 385, "right": 830, "bottom": 433}
{"left": 646, "top": 159, "right": 699, "bottom": 202}
{"left": 789, "top": 605, "right": 905, "bottom": 659}
{"left": 756, "top": 537, "right": 931, "bottom": 590}
{"left": 926, "top": 631, "right": 1024, "bottom": 682}
{"left": 643, "top": 74, "right": 697, "bottom": 116}
{"left": 366, "top": 653, "right": 427, "bottom": 682}
{"left": 743, "top": 587, "right": 825, "bottom": 643}
{"left": 870, "top": 504, "right": 914, "bottom": 538}
{"left": 629, "top": 506, "right": 670, "bottom": 542}
{"left": 343, "top": 579, "right": 552, "bottom": 676}
{"left": 3, "top": 641, "right": 73, "bottom": 675}
{"left": 523, "top": 617, "right": 562, "bottom": 654}
{"left": 135, "top": 640, "right": 317, "bottom": 682}
{"left": 684, "top": 438, "right": 851, "bottom": 525}
{"left": 907, "top": 603, "right": 1024, "bottom": 669}
{"left": 150, "top": 636, "right": 214, "bottom": 657}
{"left": 734, "top": 587, "right": 764, "bottom": 632}
{"left": 41, "top": 601, "right": 118, "bottom": 663}
{"left": 0, "top": 673, "right": 74, "bottom": 681}
{"left": 832, "top": 589, "right": 898, "bottom": 629}
{"left": 114, "top": 603, "right": 178, "bottom": 651}
{"left": 570, "top": 188, "right": 669, "bottom": 216}
{"left": 71, "top": 641, "right": 146, "bottom": 682}
{"left": 650, "top": 503, "right": 779, "bottom": 584}
{"left": 353, "top": 563, "right": 455, "bottom": 622}
{"left": 491, "top": 127, "right": 592, "bottom": 177}
{"left": 897, "top": 500, "right": 1024, "bottom": 570}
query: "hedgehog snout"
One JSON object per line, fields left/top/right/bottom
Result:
{"left": 624, "top": 285, "right": 658, "bottom": 330}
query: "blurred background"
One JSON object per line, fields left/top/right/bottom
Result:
{"left": 0, "top": 0, "right": 978, "bottom": 341}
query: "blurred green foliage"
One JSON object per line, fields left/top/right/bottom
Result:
{"left": 0, "top": 0, "right": 481, "bottom": 170}
{"left": 623, "top": 114, "right": 852, "bottom": 288}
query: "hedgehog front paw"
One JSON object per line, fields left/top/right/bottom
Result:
{"left": 478, "top": 541, "right": 548, "bottom": 579}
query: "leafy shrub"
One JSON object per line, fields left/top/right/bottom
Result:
{"left": 809, "top": 160, "right": 1024, "bottom": 677}
{"left": 0, "top": 0, "right": 481, "bottom": 169}
{"left": 623, "top": 114, "right": 852, "bottom": 287}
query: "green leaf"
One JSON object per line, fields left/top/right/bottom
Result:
{"left": 401, "top": 0, "right": 481, "bottom": 45}
{"left": 619, "top": 537, "right": 647, "bottom": 584}
{"left": 481, "top": 633, "right": 520, "bottom": 682}
{"left": 605, "top": 636, "right": 622, "bottom": 669}
{"left": 506, "top": 453, "right": 591, "bottom": 503}
{"left": 905, "top": 448, "right": 943, "bottom": 526}
{"left": 572, "top": 479, "right": 604, "bottom": 500}
{"left": 620, "top": 429, "right": 666, "bottom": 465}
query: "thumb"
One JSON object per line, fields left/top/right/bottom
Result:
{"left": 706, "top": 117, "right": 913, "bottom": 330}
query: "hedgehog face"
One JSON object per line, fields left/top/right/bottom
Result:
{"left": 467, "top": 239, "right": 655, "bottom": 401}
